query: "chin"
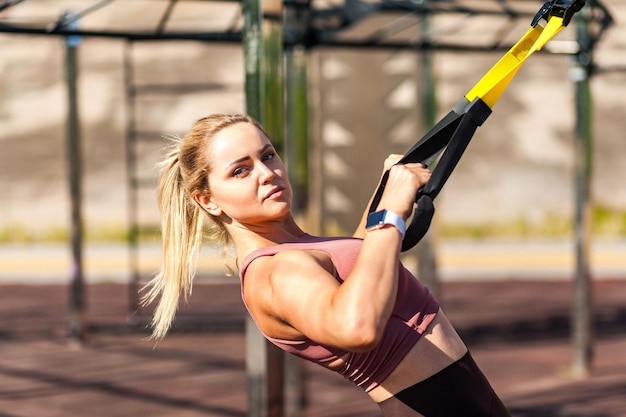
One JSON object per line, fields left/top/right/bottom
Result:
{"left": 271, "top": 202, "right": 293, "bottom": 218}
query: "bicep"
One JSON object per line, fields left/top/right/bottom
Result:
{"left": 267, "top": 251, "right": 349, "bottom": 347}
{"left": 246, "top": 249, "right": 391, "bottom": 352}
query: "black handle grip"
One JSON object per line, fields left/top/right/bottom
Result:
{"left": 401, "top": 195, "right": 434, "bottom": 252}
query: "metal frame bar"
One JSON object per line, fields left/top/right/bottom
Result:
{"left": 0, "top": 1, "right": 611, "bottom": 52}
{"left": 65, "top": 24, "right": 85, "bottom": 342}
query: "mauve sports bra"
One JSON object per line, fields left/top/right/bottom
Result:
{"left": 239, "top": 234, "right": 439, "bottom": 392}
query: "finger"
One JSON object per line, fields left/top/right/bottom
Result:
{"left": 383, "top": 154, "right": 404, "bottom": 171}
{"left": 404, "top": 163, "right": 431, "bottom": 174}
{"left": 403, "top": 162, "right": 429, "bottom": 170}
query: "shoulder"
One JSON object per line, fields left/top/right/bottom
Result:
{"left": 242, "top": 248, "right": 338, "bottom": 339}
{"left": 246, "top": 248, "right": 334, "bottom": 281}
{"left": 243, "top": 248, "right": 338, "bottom": 305}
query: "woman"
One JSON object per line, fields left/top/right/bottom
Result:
{"left": 144, "top": 113, "right": 511, "bottom": 416}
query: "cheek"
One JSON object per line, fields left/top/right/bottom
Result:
{"left": 211, "top": 181, "right": 255, "bottom": 209}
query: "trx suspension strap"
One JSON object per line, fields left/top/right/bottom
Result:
{"left": 369, "top": 0, "right": 586, "bottom": 252}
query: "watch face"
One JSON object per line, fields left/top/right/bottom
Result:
{"left": 366, "top": 210, "right": 386, "bottom": 229}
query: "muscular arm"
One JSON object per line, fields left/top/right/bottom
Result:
{"left": 246, "top": 162, "right": 431, "bottom": 352}
{"left": 246, "top": 232, "right": 401, "bottom": 352}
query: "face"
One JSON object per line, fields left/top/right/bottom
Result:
{"left": 198, "top": 122, "right": 293, "bottom": 226}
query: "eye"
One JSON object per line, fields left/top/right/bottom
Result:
{"left": 232, "top": 166, "right": 249, "bottom": 177}
{"left": 262, "top": 152, "right": 275, "bottom": 162}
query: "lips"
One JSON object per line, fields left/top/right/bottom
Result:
{"left": 264, "top": 186, "right": 285, "bottom": 200}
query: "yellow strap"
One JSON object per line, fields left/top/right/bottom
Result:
{"left": 465, "top": 16, "right": 566, "bottom": 109}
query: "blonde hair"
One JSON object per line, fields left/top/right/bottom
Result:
{"left": 142, "top": 114, "right": 267, "bottom": 338}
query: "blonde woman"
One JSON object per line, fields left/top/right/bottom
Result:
{"left": 144, "top": 114, "right": 511, "bottom": 416}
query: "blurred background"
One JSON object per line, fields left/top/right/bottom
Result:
{"left": 1, "top": 1, "right": 626, "bottom": 244}
{"left": 0, "top": 1, "right": 625, "bottom": 416}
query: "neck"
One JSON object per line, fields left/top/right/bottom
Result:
{"left": 226, "top": 216, "right": 306, "bottom": 267}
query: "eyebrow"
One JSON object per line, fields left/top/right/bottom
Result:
{"left": 226, "top": 143, "right": 274, "bottom": 168}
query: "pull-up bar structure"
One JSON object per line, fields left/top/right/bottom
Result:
{"left": 0, "top": 0, "right": 614, "bottom": 415}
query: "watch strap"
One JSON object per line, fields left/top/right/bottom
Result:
{"left": 366, "top": 210, "right": 406, "bottom": 239}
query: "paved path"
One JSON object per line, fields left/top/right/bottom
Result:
{"left": 1, "top": 239, "right": 625, "bottom": 284}
{"left": 1, "top": 239, "right": 624, "bottom": 415}
{"left": 0, "top": 280, "right": 625, "bottom": 417}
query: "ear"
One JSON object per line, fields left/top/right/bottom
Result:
{"left": 194, "top": 192, "right": 222, "bottom": 217}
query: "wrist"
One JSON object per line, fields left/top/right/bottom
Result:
{"left": 365, "top": 209, "right": 406, "bottom": 239}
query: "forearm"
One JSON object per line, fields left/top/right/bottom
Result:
{"left": 335, "top": 226, "right": 403, "bottom": 344}
{"left": 353, "top": 195, "right": 375, "bottom": 238}
{"left": 354, "top": 155, "right": 404, "bottom": 238}
{"left": 337, "top": 162, "right": 429, "bottom": 349}
{"left": 353, "top": 173, "right": 388, "bottom": 239}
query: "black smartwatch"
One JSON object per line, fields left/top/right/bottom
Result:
{"left": 365, "top": 210, "right": 406, "bottom": 238}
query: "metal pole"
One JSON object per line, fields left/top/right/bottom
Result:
{"left": 124, "top": 40, "right": 141, "bottom": 326}
{"left": 284, "top": 45, "right": 309, "bottom": 417}
{"left": 571, "top": 5, "right": 594, "bottom": 378}
{"left": 243, "top": 0, "right": 286, "bottom": 414}
{"left": 64, "top": 13, "right": 85, "bottom": 342}
{"left": 416, "top": 1, "right": 441, "bottom": 298}
{"left": 285, "top": 47, "right": 309, "bottom": 216}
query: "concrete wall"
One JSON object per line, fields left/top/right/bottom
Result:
{"left": 1, "top": 3, "right": 625, "bottom": 240}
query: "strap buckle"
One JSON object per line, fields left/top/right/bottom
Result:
{"left": 532, "top": 0, "right": 585, "bottom": 28}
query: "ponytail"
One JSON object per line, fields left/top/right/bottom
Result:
{"left": 142, "top": 147, "right": 204, "bottom": 339}
{"left": 143, "top": 114, "right": 266, "bottom": 338}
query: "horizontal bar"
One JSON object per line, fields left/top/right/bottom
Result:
{"left": 0, "top": 23, "right": 244, "bottom": 42}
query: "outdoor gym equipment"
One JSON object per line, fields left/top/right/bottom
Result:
{"left": 368, "top": 0, "right": 586, "bottom": 252}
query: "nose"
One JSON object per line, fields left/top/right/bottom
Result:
{"left": 257, "top": 160, "right": 276, "bottom": 183}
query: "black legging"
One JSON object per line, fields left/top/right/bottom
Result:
{"left": 378, "top": 351, "right": 511, "bottom": 417}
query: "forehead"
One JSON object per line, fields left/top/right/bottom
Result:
{"left": 209, "top": 122, "right": 271, "bottom": 160}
